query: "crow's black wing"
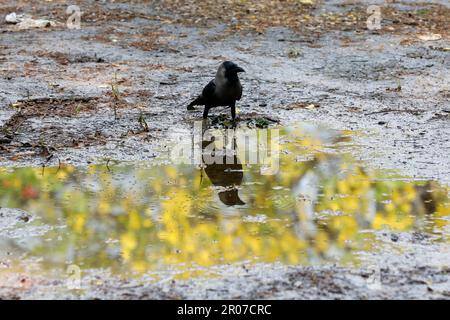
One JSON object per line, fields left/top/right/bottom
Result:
{"left": 236, "top": 84, "right": 242, "bottom": 101}
{"left": 187, "top": 79, "right": 216, "bottom": 110}
{"left": 201, "top": 79, "right": 216, "bottom": 103}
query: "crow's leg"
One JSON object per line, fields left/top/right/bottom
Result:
{"left": 203, "top": 105, "right": 211, "bottom": 119}
{"left": 230, "top": 102, "right": 236, "bottom": 121}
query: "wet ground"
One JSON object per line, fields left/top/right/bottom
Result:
{"left": 0, "top": 0, "right": 449, "bottom": 299}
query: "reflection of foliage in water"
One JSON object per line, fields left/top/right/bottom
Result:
{"left": 0, "top": 127, "right": 448, "bottom": 276}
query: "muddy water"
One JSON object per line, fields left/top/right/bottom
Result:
{"left": 0, "top": 125, "right": 449, "bottom": 280}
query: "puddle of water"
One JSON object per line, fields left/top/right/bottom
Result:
{"left": 0, "top": 125, "right": 449, "bottom": 280}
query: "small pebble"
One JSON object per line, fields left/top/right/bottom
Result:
{"left": 391, "top": 234, "right": 399, "bottom": 242}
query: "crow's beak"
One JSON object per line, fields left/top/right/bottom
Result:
{"left": 234, "top": 66, "right": 245, "bottom": 73}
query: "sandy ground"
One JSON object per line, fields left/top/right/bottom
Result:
{"left": 0, "top": 0, "right": 449, "bottom": 299}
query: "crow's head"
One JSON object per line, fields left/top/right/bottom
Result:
{"left": 218, "top": 61, "right": 245, "bottom": 79}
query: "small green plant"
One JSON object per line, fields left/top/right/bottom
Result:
{"left": 255, "top": 117, "right": 270, "bottom": 128}
{"left": 110, "top": 71, "right": 120, "bottom": 119}
{"left": 138, "top": 112, "right": 149, "bottom": 132}
{"left": 287, "top": 48, "right": 302, "bottom": 59}
{"left": 75, "top": 103, "right": 82, "bottom": 114}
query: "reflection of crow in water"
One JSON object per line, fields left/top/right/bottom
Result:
{"left": 204, "top": 154, "right": 245, "bottom": 206}
{"left": 201, "top": 134, "right": 245, "bottom": 206}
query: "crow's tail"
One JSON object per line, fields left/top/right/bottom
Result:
{"left": 187, "top": 96, "right": 203, "bottom": 110}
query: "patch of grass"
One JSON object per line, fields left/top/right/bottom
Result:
{"left": 255, "top": 118, "right": 270, "bottom": 129}
{"left": 416, "top": 9, "right": 430, "bottom": 16}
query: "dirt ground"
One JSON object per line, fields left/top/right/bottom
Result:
{"left": 0, "top": 0, "right": 449, "bottom": 299}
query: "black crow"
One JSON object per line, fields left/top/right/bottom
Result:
{"left": 187, "top": 61, "right": 245, "bottom": 121}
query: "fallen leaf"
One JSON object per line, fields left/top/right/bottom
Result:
{"left": 282, "top": 102, "right": 320, "bottom": 110}
{"left": 417, "top": 33, "right": 442, "bottom": 41}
